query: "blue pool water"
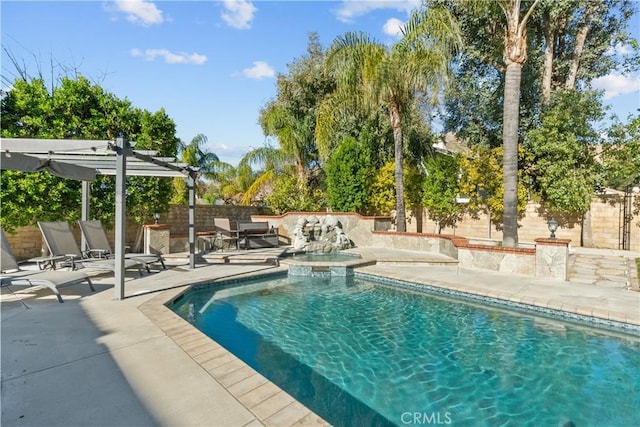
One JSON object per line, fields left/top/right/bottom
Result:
{"left": 172, "top": 274, "right": 640, "bottom": 427}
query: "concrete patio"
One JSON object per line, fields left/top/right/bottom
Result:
{"left": 2, "top": 247, "right": 639, "bottom": 426}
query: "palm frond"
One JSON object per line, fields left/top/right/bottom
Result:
{"left": 200, "top": 160, "right": 233, "bottom": 181}
{"left": 398, "top": 5, "right": 462, "bottom": 57}
{"left": 315, "top": 94, "right": 340, "bottom": 160}
{"left": 238, "top": 145, "right": 293, "bottom": 173}
{"left": 240, "top": 169, "right": 275, "bottom": 205}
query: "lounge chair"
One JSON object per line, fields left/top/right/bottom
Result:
{"left": 1, "top": 228, "right": 95, "bottom": 303}
{"left": 78, "top": 220, "right": 166, "bottom": 270}
{"left": 37, "top": 221, "right": 145, "bottom": 275}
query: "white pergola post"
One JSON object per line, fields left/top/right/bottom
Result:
{"left": 188, "top": 173, "right": 196, "bottom": 269}
{"left": 81, "top": 181, "right": 90, "bottom": 251}
{"left": 114, "top": 136, "right": 127, "bottom": 300}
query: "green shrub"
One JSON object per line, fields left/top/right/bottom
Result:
{"left": 325, "top": 136, "right": 374, "bottom": 213}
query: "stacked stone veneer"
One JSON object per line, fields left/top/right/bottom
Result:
{"left": 373, "top": 230, "right": 570, "bottom": 280}
{"left": 534, "top": 238, "right": 572, "bottom": 280}
{"left": 256, "top": 212, "right": 570, "bottom": 280}
{"left": 251, "top": 212, "right": 394, "bottom": 248}
{"left": 370, "top": 229, "right": 538, "bottom": 276}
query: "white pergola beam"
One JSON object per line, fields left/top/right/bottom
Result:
{"left": 95, "top": 169, "right": 190, "bottom": 177}
{"left": 1, "top": 138, "right": 195, "bottom": 178}
{"left": 1, "top": 138, "right": 112, "bottom": 153}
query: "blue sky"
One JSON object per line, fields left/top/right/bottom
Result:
{"left": 2, "top": 1, "right": 639, "bottom": 166}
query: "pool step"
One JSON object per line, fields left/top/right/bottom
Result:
{"left": 373, "top": 259, "right": 459, "bottom": 267}
{"left": 164, "top": 247, "right": 287, "bottom": 265}
{"left": 345, "top": 247, "right": 459, "bottom": 268}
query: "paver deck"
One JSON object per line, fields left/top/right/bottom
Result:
{"left": 568, "top": 248, "right": 639, "bottom": 290}
{"left": 2, "top": 246, "right": 639, "bottom": 426}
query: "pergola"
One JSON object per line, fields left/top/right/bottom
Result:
{"left": 0, "top": 137, "right": 200, "bottom": 300}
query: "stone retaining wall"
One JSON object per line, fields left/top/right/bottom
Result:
{"left": 253, "top": 212, "right": 565, "bottom": 279}
{"left": 369, "top": 229, "right": 536, "bottom": 277}
{"left": 457, "top": 245, "right": 535, "bottom": 276}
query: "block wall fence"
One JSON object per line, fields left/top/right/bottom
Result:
{"left": 5, "top": 205, "right": 271, "bottom": 260}
{"left": 4, "top": 195, "right": 638, "bottom": 261}
{"left": 414, "top": 197, "right": 638, "bottom": 252}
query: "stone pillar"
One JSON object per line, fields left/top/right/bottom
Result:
{"left": 144, "top": 224, "right": 170, "bottom": 255}
{"left": 535, "top": 238, "right": 571, "bottom": 281}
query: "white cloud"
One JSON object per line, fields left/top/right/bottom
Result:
{"left": 242, "top": 61, "right": 275, "bottom": 79}
{"left": 212, "top": 142, "right": 231, "bottom": 152}
{"left": 113, "top": 0, "right": 163, "bottom": 26}
{"left": 383, "top": 18, "right": 405, "bottom": 37}
{"left": 592, "top": 73, "right": 640, "bottom": 100}
{"left": 334, "top": 0, "right": 420, "bottom": 23}
{"left": 606, "top": 42, "right": 633, "bottom": 57}
{"left": 221, "top": 0, "right": 256, "bottom": 29}
{"left": 208, "top": 142, "right": 252, "bottom": 165}
{"left": 210, "top": 142, "right": 246, "bottom": 157}
{"left": 130, "top": 48, "right": 207, "bottom": 65}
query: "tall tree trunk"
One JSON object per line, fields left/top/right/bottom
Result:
{"left": 500, "top": 0, "right": 538, "bottom": 247}
{"left": 296, "top": 160, "right": 306, "bottom": 184}
{"left": 565, "top": 2, "right": 594, "bottom": 89}
{"left": 541, "top": 23, "right": 554, "bottom": 103}
{"left": 390, "top": 104, "right": 406, "bottom": 232}
{"left": 581, "top": 207, "right": 594, "bottom": 247}
{"left": 502, "top": 62, "right": 522, "bottom": 247}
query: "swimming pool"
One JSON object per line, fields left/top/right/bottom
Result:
{"left": 172, "top": 273, "right": 640, "bottom": 426}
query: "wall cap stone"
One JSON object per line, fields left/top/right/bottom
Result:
{"left": 171, "top": 231, "right": 217, "bottom": 238}
{"left": 143, "top": 224, "right": 170, "bottom": 230}
{"left": 463, "top": 244, "right": 536, "bottom": 255}
{"left": 252, "top": 212, "right": 392, "bottom": 221}
{"left": 534, "top": 238, "right": 572, "bottom": 246}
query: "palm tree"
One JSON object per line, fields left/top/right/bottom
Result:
{"left": 238, "top": 144, "right": 291, "bottom": 205}
{"left": 320, "top": 7, "right": 460, "bottom": 232}
{"left": 259, "top": 103, "right": 316, "bottom": 184}
{"left": 172, "top": 134, "right": 221, "bottom": 202}
{"left": 179, "top": 134, "right": 219, "bottom": 178}
{"left": 497, "top": 0, "right": 540, "bottom": 247}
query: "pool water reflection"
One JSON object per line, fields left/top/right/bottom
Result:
{"left": 172, "top": 273, "right": 640, "bottom": 427}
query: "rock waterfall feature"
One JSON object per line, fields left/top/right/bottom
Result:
{"left": 292, "top": 215, "right": 352, "bottom": 252}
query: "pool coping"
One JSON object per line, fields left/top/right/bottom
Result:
{"left": 355, "top": 271, "right": 640, "bottom": 335}
{"left": 139, "top": 270, "right": 329, "bottom": 427}
{"left": 138, "top": 266, "right": 639, "bottom": 426}
{"left": 280, "top": 256, "right": 376, "bottom": 277}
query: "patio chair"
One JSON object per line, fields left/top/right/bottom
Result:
{"left": 1, "top": 228, "right": 95, "bottom": 303}
{"left": 37, "top": 221, "right": 145, "bottom": 275}
{"left": 78, "top": 220, "right": 166, "bottom": 270}
{"left": 213, "top": 218, "right": 240, "bottom": 251}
